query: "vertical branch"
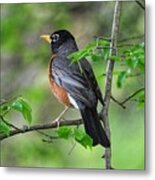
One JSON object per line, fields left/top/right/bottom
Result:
{"left": 101, "top": 0, "right": 122, "bottom": 169}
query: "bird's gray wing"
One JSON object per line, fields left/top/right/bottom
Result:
{"left": 51, "top": 57, "right": 97, "bottom": 108}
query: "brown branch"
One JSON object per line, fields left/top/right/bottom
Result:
{"left": 100, "top": 0, "right": 122, "bottom": 169}
{"left": 0, "top": 118, "right": 83, "bottom": 141}
{"left": 0, "top": 111, "right": 104, "bottom": 141}
{"left": 0, "top": 110, "right": 107, "bottom": 141}
{"left": 0, "top": 109, "right": 107, "bottom": 142}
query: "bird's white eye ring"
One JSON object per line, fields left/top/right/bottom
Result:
{"left": 52, "top": 34, "right": 60, "bottom": 42}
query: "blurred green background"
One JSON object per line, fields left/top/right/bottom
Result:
{"left": 1, "top": 1, "right": 144, "bottom": 169}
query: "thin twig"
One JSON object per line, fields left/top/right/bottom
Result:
{"left": 135, "top": 0, "right": 145, "bottom": 10}
{"left": 119, "top": 35, "right": 144, "bottom": 43}
{"left": 0, "top": 115, "right": 21, "bottom": 131}
{"left": 93, "top": 36, "right": 112, "bottom": 42}
{"left": 93, "top": 35, "right": 144, "bottom": 44}
{"left": 96, "top": 46, "right": 114, "bottom": 50}
{"left": 36, "top": 130, "right": 59, "bottom": 140}
{"left": 68, "top": 142, "right": 77, "bottom": 156}
{"left": 117, "top": 43, "right": 135, "bottom": 48}
{"left": 127, "top": 73, "right": 142, "bottom": 78}
{"left": 0, "top": 95, "right": 21, "bottom": 106}
{"left": 111, "top": 88, "right": 144, "bottom": 108}
{"left": 42, "top": 139, "right": 53, "bottom": 143}
{"left": 110, "top": 96, "right": 126, "bottom": 109}
{"left": 96, "top": 43, "right": 137, "bottom": 49}
{"left": 121, "top": 88, "right": 144, "bottom": 105}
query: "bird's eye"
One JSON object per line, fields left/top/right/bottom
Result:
{"left": 52, "top": 34, "right": 60, "bottom": 42}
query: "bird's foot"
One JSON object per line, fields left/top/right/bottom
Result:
{"left": 52, "top": 118, "right": 62, "bottom": 128}
{"left": 52, "top": 107, "right": 69, "bottom": 128}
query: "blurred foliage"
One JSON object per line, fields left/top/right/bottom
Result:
{"left": 69, "top": 38, "right": 110, "bottom": 63}
{"left": 0, "top": 97, "right": 32, "bottom": 136}
{"left": 56, "top": 126, "right": 93, "bottom": 149}
{"left": 0, "top": 1, "right": 144, "bottom": 169}
{"left": 116, "top": 42, "right": 144, "bottom": 88}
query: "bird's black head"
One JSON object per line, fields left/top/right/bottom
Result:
{"left": 41, "top": 30, "right": 77, "bottom": 54}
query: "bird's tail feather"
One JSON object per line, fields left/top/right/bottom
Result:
{"left": 79, "top": 106, "right": 110, "bottom": 147}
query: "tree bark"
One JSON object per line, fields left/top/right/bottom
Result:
{"left": 101, "top": 0, "right": 122, "bottom": 169}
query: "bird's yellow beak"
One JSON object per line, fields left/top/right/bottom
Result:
{"left": 40, "top": 34, "right": 52, "bottom": 44}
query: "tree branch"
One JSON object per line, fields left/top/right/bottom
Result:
{"left": 100, "top": 0, "right": 122, "bottom": 169}
{"left": 0, "top": 87, "right": 144, "bottom": 142}
{"left": 0, "top": 118, "right": 83, "bottom": 141}
{"left": 0, "top": 110, "right": 106, "bottom": 142}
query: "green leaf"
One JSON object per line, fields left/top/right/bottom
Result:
{"left": 126, "top": 56, "right": 138, "bottom": 69}
{"left": 136, "top": 90, "right": 145, "bottom": 109}
{"left": 11, "top": 100, "right": 23, "bottom": 112}
{"left": 103, "top": 51, "right": 110, "bottom": 61}
{"left": 117, "top": 71, "right": 128, "bottom": 88}
{"left": 0, "top": 105, "right": 10, "bottom": 115}
{"left": 68, "top": 39, "right": 111, "bottom": 64}
{"left": 74, "top": 128, "right": 93, "bottom": 149}
{"left": 91, "top": 54, "right": 100, "bottom": 62}
{"left": 110, "top": 55, "right": 120, "bottom": 61}
{"left": 69, "top": 48, "right": 92, "bottom": 63}
{"left": 56, "top": 127, "right": 93, "bottom": 149}
{"left": 0, "top": 118, "right": 10, "bottom": 136}
{"left": 11, "top": 98, "right": 32, "bottom": 124}
{"left": 56, "top": 126, "right": 73, "bottom": 139}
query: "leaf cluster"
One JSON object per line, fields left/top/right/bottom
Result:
{"left": 56, "top": 126, "right": 93, "bottom": 149}
{"left": 117, "top": 42, "right": 144, "bottom": 88}
{"left": 69, "top": 38, "right": 110, "bottom": 63}
{"left": 0, "top": 97, "right": 32, "bottom": 136}
{"left": 69, "top": 38, "right": 144, "bottom": 109}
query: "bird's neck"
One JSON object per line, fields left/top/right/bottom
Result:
{"left": 52, "top": 40, "right": 78, "bottom": 57}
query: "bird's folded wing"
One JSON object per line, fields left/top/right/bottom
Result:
{"left": 80, "top": 59, "right": 105, "bottom": 106}
{"left": 51, "top": 58, "right": 97, "bottom": 108}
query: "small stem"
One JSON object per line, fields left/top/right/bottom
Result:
{"left": 0, "top": 95, "right": 21, "bottom": 106}
{"left": 68, "top": 142, "right": 77, "bottom": 156}
{"left": 111, "top": 87, "right": 144, "bottom": 109}
{"left": 111, "top": 96, "right": 126, "bottom": 109}
{"left": 93, "top": 36, "right": 112, "bottom": 42}
{"left": 121, "top": 88, "right": 144, "bottom": 105}
{"left": 119, "top": 35, "right": 144, "bottom": 43}
{"left": 36, "top": 130, "right": 58, "bottom": 140}
{"left": 0, "top": 115, "right": 21, "bottom": 131}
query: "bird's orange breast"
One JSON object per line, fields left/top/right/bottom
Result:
{"left": 48, "top": 56, "right": 72, "bottom": 107}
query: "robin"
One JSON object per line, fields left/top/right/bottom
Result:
{"left": 40, "top": 30, "right": 110, "bottom": 147}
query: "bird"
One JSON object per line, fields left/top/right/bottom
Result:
{"left": 40, "top": 29, "right": 110, "bottom": 148}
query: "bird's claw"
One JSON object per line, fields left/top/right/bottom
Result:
{"left": 53, "top": 118, "right": 61, "bottom": 128}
